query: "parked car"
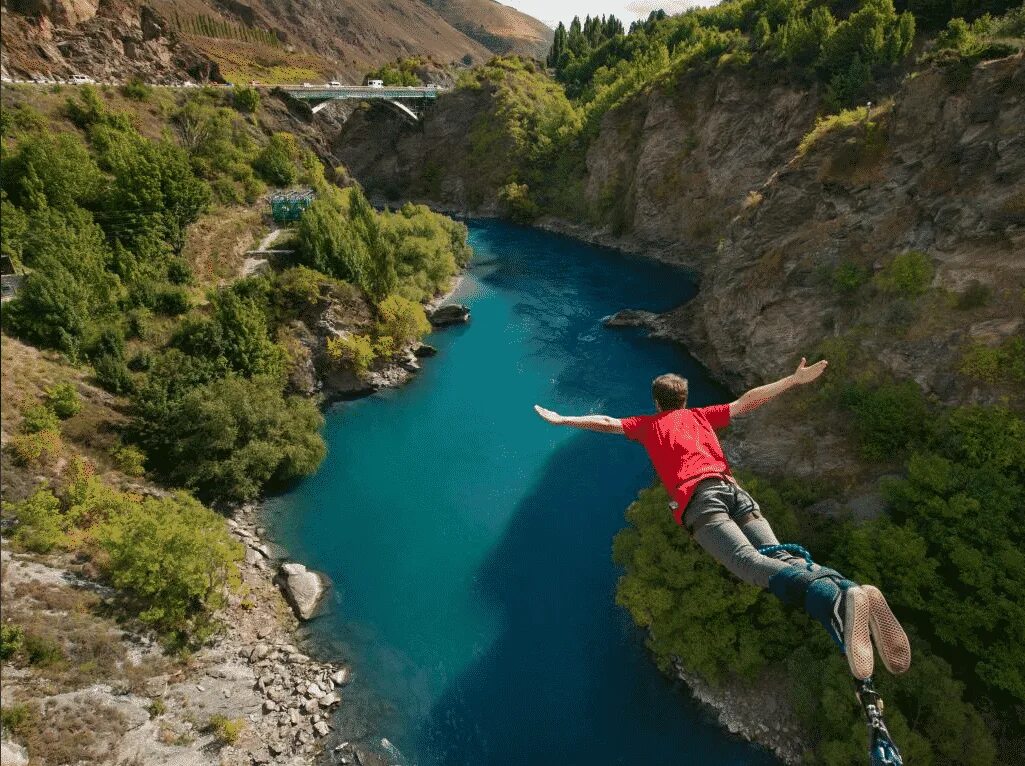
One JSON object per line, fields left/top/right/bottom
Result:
{"left": 69, "top": 73, "right": 95, "bottom": 84}
{"left": 367, "top": 79, "right": 384, "bottom": 88}
{"left": 327, "top": 80, "right": 342, "bottom": 87}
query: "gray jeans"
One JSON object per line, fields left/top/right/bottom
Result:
{"left": 681, "top": 478, "right": 803, "bottom": 589}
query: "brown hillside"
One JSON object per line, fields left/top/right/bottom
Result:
{"left": 421, "top": 0, "right": 553, "bottom": 59}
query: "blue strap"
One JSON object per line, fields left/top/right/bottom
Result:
{"left": 758, "top": 543, "right": 815, "bottom": 571}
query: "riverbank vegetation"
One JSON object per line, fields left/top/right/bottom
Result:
{"left": 0, "top": 83, "right": 471, "bottom": 652}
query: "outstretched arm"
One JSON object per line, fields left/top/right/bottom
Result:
{"left": 729, "top": 357, "right": 828, "bottom": 418}
{"left": 533, "top": 405, "right": 624, "bottom": 435}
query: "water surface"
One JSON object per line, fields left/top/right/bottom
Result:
{"left": 265, "top": 220, "right": 777, "bottom": 766}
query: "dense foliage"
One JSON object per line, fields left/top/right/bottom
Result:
{"left": 4, "top": 461, "right": 243, "bottom": 643}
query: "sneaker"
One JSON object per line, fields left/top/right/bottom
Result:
{"left": 841, "top": 586, "right": 874, "bottom": 680}
{"left": 862, "top": 585, "right": 911, "bottom": 675}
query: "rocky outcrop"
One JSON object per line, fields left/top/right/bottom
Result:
{"left": 0, "top": 2, "right": 221, "bottom": 83}
{"left": 674, "top": 661, "right": 803, "bottom": 765}
{"left": 428, "top": 303, "right": 470, "bottom": 326}
{"left": 275, "top": 562, "right": 329, "bottom": 621}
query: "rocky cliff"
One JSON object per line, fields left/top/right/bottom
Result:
{"left": 333, "top": 53, "right": 1025, "bottom": 487}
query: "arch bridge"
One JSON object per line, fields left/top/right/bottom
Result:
{"left": 280, "top": 85, "right": 440, "bottom": 120}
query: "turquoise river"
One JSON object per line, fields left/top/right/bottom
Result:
{"left": 264, "top": 220, "right": 778, "bottom": 766}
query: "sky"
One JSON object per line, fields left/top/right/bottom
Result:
{"left": 501, "top": 0, "right": 718, "bottom": 29}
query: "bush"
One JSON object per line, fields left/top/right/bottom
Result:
{"left": 153, "top": 287, "right": 193, "bottom": 316}
{"left": 327, "top": 334, "right": 377, "bottom": 379}
{"left": 23, "top": 633, "right": 65, "bottom": 667}
{"left": 498, "top": 182, "right": 540, "bottom": 223}
{"left": 840, "top": 380, "right": 933, "bottom": 461}
{"left": 232, "top": 86, "right": 260, "bottom": 113}
{"left": 120, "top": 79, "right": 152, "bottom": 101}
{"left": 21, "top": 404, "right": 61, "bottom": 434}
{"left": 45, "top": 382, "right": 82, "bottom": 419}
{"left": 6, "top": 488, "right": 67, "bottom": 552}
{"left": 874, "top": 251, "right": 934, "bottom": 297}
{"left": 960, "top": 337, "right": 1025, "bottom": 385}
{"left": 275, "top": 266, "right": 324, "bottom": 309}
{"left": 111, "top": 444, "right": 147, "bottom": 477}
{"left": 253, "top": 133, "right": 299, "bottom": 186}
{"left": 1, "top": 624, "right": 25, "bottom": 661}
{"left": 376, "top": 294, "right": 431, "bottom": 348}
{"left": 96, "top": 491, "right": 244, "bottom": 640}
{"left": 830, "top": 261, "right": 870, "bottom": 294}
{"left": 7, "top": 430, "right": 62, "bottom": 469}
{"left": 208, "top": 715, "right": 244, "bottom": 745}
{"left": 0, "top": 704, "right": 33, "bottom": 737}
{"left": 955, "top": 279, "right": 991, "bottom": 309}
{"left": 132, "top": 374, "right": 325, "bottom": 503}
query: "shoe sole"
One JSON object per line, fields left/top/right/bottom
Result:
{"left": 863, "top": 584, "right": 911, "bottom": 675}
{"left": 843, "top": 586, "right": 874, "bottom": 680}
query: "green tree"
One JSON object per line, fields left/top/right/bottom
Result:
{"left": 0, "top": 130, "right": 103, "bottom": 212}
{"left": 232, "top": 86, "right": 260, "bottom": 113}
{"left": 135, "top": 374, "right": 326, "bottom": 503}
{"left": 97, "top": 491, "right": 243, "bottom": 640}
{"left": 253, "top": 132, "right": 299, "bottom": 186}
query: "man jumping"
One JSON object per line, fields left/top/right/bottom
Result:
{"left": 534, "top": 357, "right": 911, "bottom": 681}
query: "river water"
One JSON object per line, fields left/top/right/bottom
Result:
{"left": 264, "top": 220, "right": 778, "bottom": 766}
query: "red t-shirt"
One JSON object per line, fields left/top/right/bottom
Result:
{"left": 621, "top": 404, "right": 733, "bottom": 525}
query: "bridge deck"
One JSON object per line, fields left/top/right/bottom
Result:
{"left": 282, "top": 86, "right": 439, "bottom": 100}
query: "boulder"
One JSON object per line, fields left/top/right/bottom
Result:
{"left": 413, "top": 343, "right": 438, "bottom": 357}
{"left": 275, "top": 563, "right": 329, "bottom": 621}
{"left": 1, "top": 740, "right": 28, "bottom": 766}
{"left": 331, "top": 667, "right": 352, "bottom": 687}
{"left": 428, "top": 303, "right": 470, "bottom": 327}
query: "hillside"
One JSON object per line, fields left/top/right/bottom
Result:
{"left": 422, "top": 0, "right": 553, "bottom": 59}
{"left": 0, "top": 0, "right": 549, "bottom": 83}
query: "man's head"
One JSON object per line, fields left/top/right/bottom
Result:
{"left": 652, "top": 373, "right": 688, "bottom": 411}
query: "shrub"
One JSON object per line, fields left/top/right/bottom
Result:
{"left": 232, "top": 86, "right": 260, "bottom": 113}
{"left": 955, "top": 279, "right": 991, "bottom": 309}
{"left": 153, "top": 287, "right": 193, "bottom": 316}
{"left": 253, "top": 133, "right": 299, "bottom": 186}
{"left": 376, "top": 295, "right": 431, "bottom": 348}
{"left": 327, "top": 334, "right": 377, "bottom": 379}
{"left": 208, "top": 715, "right": 244, "bottom": 745}
{"left": 6, "top": 488, "right": 67, "bottom": 552}
{"left": 132, "top": 374, "right": 325, "bottom": 503}
{"left": 830, "top": 261, "right": 870, "bottom": 294}
{"left": 23, "top": 633, "right": 65, "bottom": 667}
{"left": 498, "top": 182, "right": 540, "bottom": 223}
{"left": 96, "top": 491, "right": 244, "bottom": 640}
{"left": 839, "top": 380, "right": 933, "bottom": 461}
{"left": 45, "top": 382, "right": 81, "bottom": 419}
{"left": 960, "top": 337, "right": 1025, "bottom": 385}
{"left": 874, "top": 251, "right": 934, "bottom": 297}
{"left": 120, "top": 79, "right": 152, "bottom": 101}
{"left": 1, "top": 624, "right": 25, "bottom": 661}
{"left": 111, "top": 444, "right": 147, "bottom": 477}
{"left": 166, "top": 259, "right": 193, "bottom": 286}
{"left": 275, "top": 266, "right": 324, "bottom": 309}
{"left": 0, "top": 704, "right": 33, "bottom": 737}
{"left": 7, "top": 430, "right": 62, "bottom": 469}
{"left": 22, "top": 404, "right": 61, "bottom": 434}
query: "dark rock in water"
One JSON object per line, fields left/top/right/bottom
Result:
{"left": 603, "top": 309, "right": 659, "bottom": 329}
{"left": 429, "top": 303, "right": 470, "bottom": 327}
{"left": 414, "top": 343, "right": 438, "bottom": 357}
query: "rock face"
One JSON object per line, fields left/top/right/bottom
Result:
{"left": 275, "top": 562, "right": 329, "bottom": 621}
{"left": 0, "top": 2, "right": 222, "bottom": 83}
{"left": 428, "top": 303, "right": 471, "bottom": 327}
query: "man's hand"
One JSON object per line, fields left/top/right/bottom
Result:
{"left": 792, "top": 356, "right": 828, "bottom": 385}
{"left": 533, "top": 405, "right": 624, "bottom": 434}
{"left": 730, "top": 356, "right": 829, "bottom": 417}
{"left": 534, "top": 405, "right": 565, "bottom": 425}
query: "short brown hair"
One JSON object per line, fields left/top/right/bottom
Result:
{"left": 652, "top": 373, "right": 688, "bottom": 411}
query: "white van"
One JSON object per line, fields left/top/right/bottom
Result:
{"left": 70, "top": 74, "right": 95, "bottom": 85}
{"left": 327, "top": 80, "right": 342, "bottom": 87}
{"left": 367, "top": 79, "right": 384, "bottom": 88}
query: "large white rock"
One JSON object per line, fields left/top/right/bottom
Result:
{"left": 1, "top": 740, "right": 28, "bottom": 766}
{"left": 276, "top": 562, "right": 329, "bottom": 621}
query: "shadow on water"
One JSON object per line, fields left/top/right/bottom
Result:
{"left": 415, "top": 429, "right": 778, "bottom": 766}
